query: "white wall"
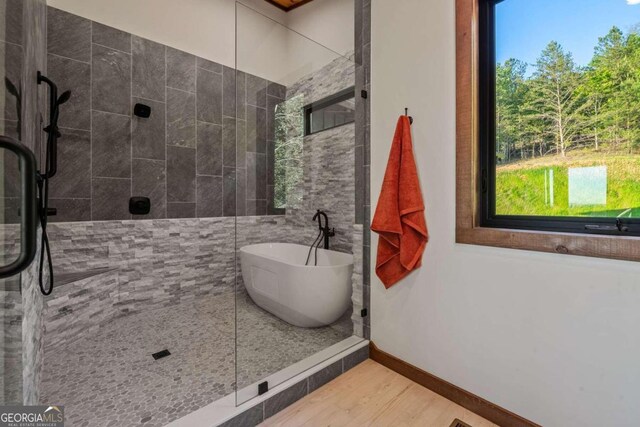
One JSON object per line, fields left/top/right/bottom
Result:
{"left": 236, "top": 2, "right": 292, "bottom": 82}
{"left": 370, "top": 1, "right": 640, "bottom": 426}
{"left": 236, "top": 2, "right": 345, "bottom": 86}
{"left": 287, "top": 0, "right": 354, "bottom": 56}
{"left": 47, "top": 0, "right": 353, "bottom": 86}
{"left": 47, "top": 0, "right": 286, "bottom": 72}
{"left": 279, "top": 0, "right": 354, "bottom": 86}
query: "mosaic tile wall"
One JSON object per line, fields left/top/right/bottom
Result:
{"left": 283, "top": 55, "right": 356, "bottom": 254}
{"left": 20, "top": 233, "right": 45, "bottom": 406}
{"left": 287, "top": 55, "right": 355, "bottom": 106}
{"left": 45, "top": 6, "right": 285, "bottom": 222}
{"left": 0, "top": 289, "right": 22, "bottom": 404}
{"left": 351, "top": 224, "right": 364, "bottom": 337}
{"left": 284, "top": 123, "right": 355, "bottom": 254}
{"left": 43, "top": 270, "right": 118, "bottom": 353}
{"left": 44, "top": 216, "right": 294, "bottom": 314}
{"left": 40, "top": 214, "right": 358, "bottom": 351}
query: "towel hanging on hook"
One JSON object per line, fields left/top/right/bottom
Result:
{"left": 404, "top": 108, "right": 413, "bottom": 125}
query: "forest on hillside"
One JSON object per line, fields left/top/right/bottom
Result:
{"left": 496, "top": 26, "right": 640, "bottom": 164}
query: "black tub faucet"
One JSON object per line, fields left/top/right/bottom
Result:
{"left": 312, "top": 209, "right": 335, "bottom": 249}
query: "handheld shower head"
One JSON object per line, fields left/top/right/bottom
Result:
{"left": 57, "top": 90, "right": 72, "bottom": 106}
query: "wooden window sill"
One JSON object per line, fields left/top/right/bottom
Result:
{"left": 456, "top": 226, "right": 640, "bottom": 262}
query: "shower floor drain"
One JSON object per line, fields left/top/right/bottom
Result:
{"left": 152, "top": 349, "right": 171, "bottom": 360}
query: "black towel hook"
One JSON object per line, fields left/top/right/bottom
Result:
{"left": 404, "top": 108, "right": 413, "bottom": 125}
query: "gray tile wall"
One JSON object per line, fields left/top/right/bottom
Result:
{"left": 36, "top": 212, "right": 365, "bottom": 352}
{"left": 9, "top": 50, "right": 364, "bottom": 386}
{"left": 284, "top": 124, "right": 355, "bottom": 254}
{"left": 43, "top": 271, "right": 119, "bottom": 353}
{"left": 21, "top": 229, "right": 46, "bottom": 405}
{"left": 0, "top": 0, "right": 24, "bottom": 266}
{"left": 0, "top": 0, "right": 23, "bottom": 224}
{"left": 6, "top": 0, "right": 369, "bottom": 413}
{"left": 2, "top": 229, "right": 46, "bottom": 406}
{"left": 0, "top": 289, "right": 22, "bottom": 403}
{"left": 1, "top": 218, "right": 24, "bottom": 403}
{"left": 17, "top": 0, "right": 48, "bottom": 406}
{"left": 351, "top": 224, "right": 364, "bottom": 336}
{"left": 42, "top": 216, "right": 309, "bottom": 314}
{"left": 34, "top": 214, "right": 356, "bottom": 359}
{"left": 45, "top": 7, "right": 285, "bottom": 222}
{"left": 283, "top": 55, "right": 356, "bottom": 255}
{"left": 0, "top": 1, "right": 25, "bottom": 342}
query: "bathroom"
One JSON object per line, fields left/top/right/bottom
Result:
{"left": 1, "top": 0, "right": 369, "bottom": 425}
{"left": 10, "top": 0, "right": 640, "bottom": 426}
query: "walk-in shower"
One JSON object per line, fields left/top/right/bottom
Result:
{"left": 0, "top": 1, "right": 368, "bottom": 425}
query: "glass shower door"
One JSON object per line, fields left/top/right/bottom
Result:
{"left": 1, "top": 0, "right": 29, "bottom": 404}
{"left": 235, "top": 2, "right": 364, "bottom": 405}
{"left": 0, "top": 143, "right": 24, "bottom": 405}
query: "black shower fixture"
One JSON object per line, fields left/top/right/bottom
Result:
{"left": 313, "top": 209, "right": 335, "bottom": 250}
{"left": 36, "top": 71, "right": 71, "bottom": 295}
{"left": 305, "top": 210, "right": 335, "bottom": 266}
{"left": 134, "top": 103, "right": 151, "bottom": 118}
{"left": 0, "top": 72, "right": 70, "bottom": 286}
{"left": 129, "top": 197, "right": 151, "bottom": 215}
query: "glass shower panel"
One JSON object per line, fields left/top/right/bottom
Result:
{"left": 34, "top": 2, "right": 237, "bottom": 423}
{"left": 235, "top": 2, "right": 364, "bottom": 405}
{"left": 0, "top": 148, "right": 23, "bottom": 405}
{"left": 0, "top": 0, "right": 25, "bottom": 404}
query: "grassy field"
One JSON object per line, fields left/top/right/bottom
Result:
{"left": 496, "top": 153, "right": 640, "bottom": 217}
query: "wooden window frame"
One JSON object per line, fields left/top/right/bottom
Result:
{"left": 455, "top": 0, "right": 640, "bottom": 262}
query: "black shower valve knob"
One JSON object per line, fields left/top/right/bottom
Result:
{"left": 134, "top": 103, "right": 151, "bottom": 118}
{"left": 129, "top": 197, "right": 151, "bottom": 215}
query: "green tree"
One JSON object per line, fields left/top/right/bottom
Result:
{"left": 496, "top": 59, "right": 528, "bottom": 163}
{"left": 527, "top": 41, "right": 586, "bottom": 157}
{"left": 608, "top": 31, "right": 640, "bottom": 152}
{"left": 494, "top": 26, "right": 640, "bottom": 161}
{"left": 590, "top": 27, "right": 628, "bottom": 148}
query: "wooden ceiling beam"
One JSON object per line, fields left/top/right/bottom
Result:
{"left": 263, "top": 0, "right": 315, "bottom": 12}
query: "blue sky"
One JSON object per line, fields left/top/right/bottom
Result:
{"left": 496, "top": 0, "right": 640, "bottom": 68}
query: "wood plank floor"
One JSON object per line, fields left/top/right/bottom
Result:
{"left": 260, "top": 360, "right": 497, "bottom": 427}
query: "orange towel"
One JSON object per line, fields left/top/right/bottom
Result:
{"left": 371, "top": 116, "right": 428, "bottom": 288}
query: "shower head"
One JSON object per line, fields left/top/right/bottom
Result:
{"left": 57, "top": 90, "right": 71, "bottom": 106}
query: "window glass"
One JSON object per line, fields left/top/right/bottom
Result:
{"left": 304, "top": 89, "right": 355, "bottom": 136}
{"left": 493, "top": 0, "right": 640, "bottom": 220}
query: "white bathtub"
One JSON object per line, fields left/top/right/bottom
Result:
{"left": 240, "top": 243, "right": 354, "bottom": 328}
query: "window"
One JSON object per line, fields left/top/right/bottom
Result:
{"left": 479, "top": 0, "right": 640, "bottom": 236}
{"left": 304, "top": 87, "right": 355, "bottom": 136}
{"left": 273, "top": 95, "right": 304, "bottom": 210}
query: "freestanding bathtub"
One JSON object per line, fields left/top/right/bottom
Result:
{"left": 240, "top": 243, "right": 354, "bottom": 328}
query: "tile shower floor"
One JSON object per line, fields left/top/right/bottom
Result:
{"left": 41, "top": 291, "right": 352, "bottom": 427}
